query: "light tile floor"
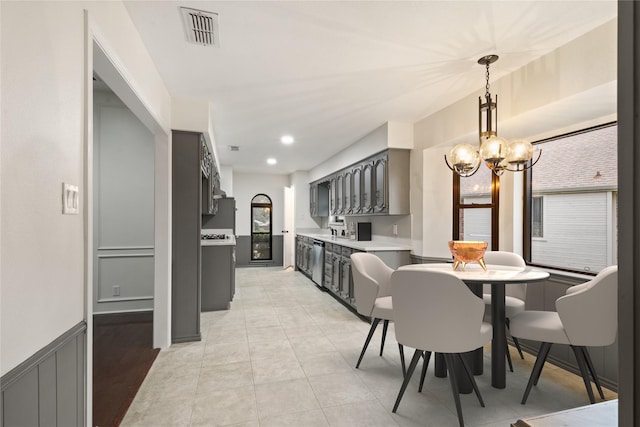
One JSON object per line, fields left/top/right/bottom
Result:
{"left": 122, "top": 267, "right": 617, "bottom": 427}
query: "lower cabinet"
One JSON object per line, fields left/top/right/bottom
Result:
{"left": 201, "top": 244, "right": 236, "bottom": 311}
{"left": 295, "top": 235, "right": 361, "bottom": 309}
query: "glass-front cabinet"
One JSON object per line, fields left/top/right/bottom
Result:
{"left": 343, "top": 170, "right": 353, "bottom": 214}
{"left": 373, "top": 155, "right": 388, "bottom": 213}
{"left": 362, "top": 162, "right": 374, "bottom": 214}
{"left": 352, "top": 166, "right": 362, "bottom": 214}
{"left": 329, "top": 176, "right": 336, "bottom": 215}
{"left": 335, "top": 174, "right": 344, "bottom": 215}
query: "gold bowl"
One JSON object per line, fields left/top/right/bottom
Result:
{"left": 448, "top": 241, "right": 488, "bottom": 271}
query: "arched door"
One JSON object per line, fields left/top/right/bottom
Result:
{"left": 251, "top": 194, "right": 272, "bottom": 260}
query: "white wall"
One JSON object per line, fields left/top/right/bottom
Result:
{"left": 232, "top": 173, "right": 289, "bottom": 236}
{"left": 412, "top": 19, "right": 617, "bottom": 258}
{"left": 309, "top": 122, "right": 389, "bottom": 182}
{"left": 1, "top": 1, "right": 172, "bottom": 376}
{"left": 290, "top": 171, "right": 320, "bottom": 231}
{"left": 220, "top": 165, "right": 234, "bottom": 195}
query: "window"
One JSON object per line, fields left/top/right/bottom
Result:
{"left": 251, "top": 194, "right": 272, "bottom": 261}
{"left": 532, "top": 196, "right": 543, "bottom": 238}
{"left": 524, "top": 123, "right": 617, "bottom": 274}
{"left": 453, "top": 164, "right": 499, "bottom": 251}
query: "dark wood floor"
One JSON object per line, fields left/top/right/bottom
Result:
{"left": 93, "top": 312, "right": 159, "bottom": 427}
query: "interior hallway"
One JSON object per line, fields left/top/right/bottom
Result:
{"left": 121, "top": 267, "right": 617, "bottom": 427}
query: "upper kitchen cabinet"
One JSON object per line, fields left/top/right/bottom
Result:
{"left": 361, "top": 161, "right": 374, "bottom": 214}
{"left": 373, "top": 153, "right": 388, "bottom": 213}
{"left": 352, "top": 166, "right": 362, "bottom": 214}
{"left": 200, "top": 135, "right": 218, "bottom": 216}
{"left": 310, "top": 148, "right": 409, "bottom": 217}
{"left": 335, "top": 173, "right": 344, "bottom": 215}
{"left": 373, "top": 149, "right": 409, "bottom": 215}
{"left": 310, "top": 181, "right": 329, "bottom": 217}
{"left": 343, "top": 169, "right": 353, "bottom": 215}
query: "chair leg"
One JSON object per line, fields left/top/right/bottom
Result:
{"left": 393, "top": 350, "right": 422, "bottom": 413}
{"left": 457, "top": 353, "right": 485, "bottom": 407}
{"left": 522, "top": 342, "right": 552, "bottom": 404}
{"left": 532, "top": 343, "right": 552, "bottom": 386}
{"left": 356, "top": 318, "right": 380, "bottom": 369}
{"left": 443, "top": 354, "right": 465, "bottom": 427}
{"left": 581, "top": 346, "right": 605, "bottom": 399}
{"left": 571, "top": 345, "right": 596, "bottom": 404}
{"left": 418, "top": 351, "right": 432, "bottom": 392}
{"left": 506, "top": 318, "right": 525, "bottom": 359}
{"left": 506, "top": 342, "right": 514, "bottom": 372}
{"left": 380, "top": 319, "right": 389, "bottom": 356}
{"left": 398, "top": 343, "right": 406, "bottom": 377}
{"left": 512, "top": 337, "right": 525, "bottom": 360}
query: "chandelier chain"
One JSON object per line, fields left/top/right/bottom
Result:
{"left": 485, "top": 62, "right": 491, "bottom": 99}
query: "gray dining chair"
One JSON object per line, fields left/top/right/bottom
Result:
{"left": 391, "top": 269, "right": 492, "bottom": 427}
{"left": 509, "top": 265, "right": 617, "bottom": 404}
{"left": 351, "top": 252, "right": 405, "bottom": 375}
{"left": 482, "top": 251, "right": 527, "bottom": 371}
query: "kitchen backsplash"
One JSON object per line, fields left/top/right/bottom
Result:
{"left": 302, "top": 214, "right": 411, "bottom": 243}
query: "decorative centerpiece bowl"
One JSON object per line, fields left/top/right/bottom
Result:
{"left": 448, "top": 241, "right": 488, "bottom": 271}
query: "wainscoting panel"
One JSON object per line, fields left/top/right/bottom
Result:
{"left": 1, "top": 322, "right": 86, "bottom": 427}
{"left": 236, "top": 235, "right": 283, "bottom": 267}
{"left": 95, "top": 248, "right": 154, "bottom": 313}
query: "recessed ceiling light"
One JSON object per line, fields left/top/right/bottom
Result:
{"left": 281, "top": 135, "right": 294, "bottom": 145}
{"left": 267, "top": 158, "right": 277, "bottom": 165}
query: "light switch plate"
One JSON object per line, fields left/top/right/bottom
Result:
{"left": 62, "top": 183, "right": 79, "bottom": 214}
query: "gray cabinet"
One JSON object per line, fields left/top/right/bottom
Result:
{"left": 201, "top": 244, "right": 235, "bottom": 311}
{"left": 343, "top": 170, "right": 353, "bottom": 214}
{"left": 335, "top": 174, "right": 344, "bottom": 215}
{"left": 323, "top": 243, "right": 334, "bottom": 289}
{"left": 362, "top": 162, "right": 374, "bottom": 214}
{"left": 310, "top": 182, "right": 329, "bottom": 217}
{"left": 171, "top": 130, "right": 202, "bottom": 343}
{"left": 200, "top": 135, "right": 214, "bottom": 215}
{"left": 352, "top": 166, "right": 362, "bottom": 214}
{"left": 309, "top": 149, "right": 409, "bottom": 217}
{"left": 373, "top": 154, "right": 388, "bottom": 213}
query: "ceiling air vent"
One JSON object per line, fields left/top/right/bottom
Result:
{"left": 228, "top": 145, "right": 240, "bottom": 152}
{"left": 180, "top": 7, "right": 219, "bottom": 47}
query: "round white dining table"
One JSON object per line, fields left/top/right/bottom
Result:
{"left": 398, "top": 262, "right": 550, "bottom": 389}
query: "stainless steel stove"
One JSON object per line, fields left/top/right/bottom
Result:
{"left": 201, "top": 233, "right": 227, "bottom": 240}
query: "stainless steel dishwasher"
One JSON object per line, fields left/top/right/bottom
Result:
{"left": 311, "top": 239, "right": 325, "bottom": 286}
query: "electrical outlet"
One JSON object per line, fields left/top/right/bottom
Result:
{"left": 113, "top": 285, "right": 121, "bottom": 297}
{"left": 392, "top": 224, "right": 398, "bottom": 236}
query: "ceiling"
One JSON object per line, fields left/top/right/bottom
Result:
{"left": 123, "top": 1, "right": 616, "bottom": 175}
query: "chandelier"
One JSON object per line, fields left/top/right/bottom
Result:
{"left": 444, "top": 55, "right": 541, "bottom": 177}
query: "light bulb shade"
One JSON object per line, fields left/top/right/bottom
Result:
{"left": 479, "top": 136, "right": 509, "bottom": 163}
{"left": 480, "top": 136, "right": 510, "bottom": 175}
{"left": 506, "top": 139, "right": 534, "bottom": 169}
{"left": 447, "top": 144, "right": 481, "bottom": 176}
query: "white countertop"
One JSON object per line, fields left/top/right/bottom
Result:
{"left": 297, "top": 233, "right": 411, "bottom": 252}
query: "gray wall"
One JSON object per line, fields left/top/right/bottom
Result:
{"left": 93, "top": 90, "right": 155, "bottom": 314}
{"left": 236, "top": 235, "right": 283, "bottom": 267}
{"left": 1, "top": 322, "right": 86, "bottom": 427}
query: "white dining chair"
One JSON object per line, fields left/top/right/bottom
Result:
{"left": 482, "top": 251, "right": 527, "bottom": 371}
{"left": 351, "top": 252, "right": 405, "bottom": 375}
{"left": 390, "top": 269, "right": 492, "bottom": 427}
{"left": 509, "top": 265, "right": 617, "bottom": 404}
